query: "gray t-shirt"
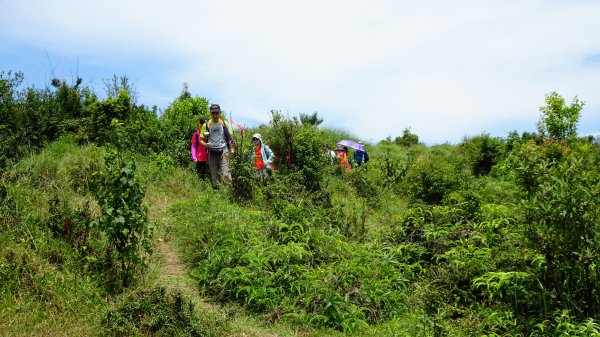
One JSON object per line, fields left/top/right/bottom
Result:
{"left": 207, "top": 121, "right": 227, "bottom": 151}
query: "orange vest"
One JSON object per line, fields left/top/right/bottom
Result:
{"left": 254, "top": 146, "right": 266, "bottom": 169}
{"left": 336, "top": 152, "right": 352, "bottom": 172}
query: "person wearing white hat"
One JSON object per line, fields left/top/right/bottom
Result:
{"left": 334, "top": 144, "right": 352, "bottom": 173}
{"left": 252, "top": 133, "right": 274, "bottom": 177}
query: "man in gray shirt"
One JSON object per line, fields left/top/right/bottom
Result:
{"left": 199, "top": 104, "right": 236, "bottom": 189}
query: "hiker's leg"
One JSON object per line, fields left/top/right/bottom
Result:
{"left": 196, "top": 161, "right": 203, "bottom": 179}
{"left": 220, "top": 155, "right": 232, "bottom": 182}
{"left": 199, "top": 161, "right": 209, "bottom": 179}
{"left": 208, "top": 155, "right": 220, "bottom": 189}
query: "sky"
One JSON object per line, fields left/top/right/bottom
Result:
{"left": 1, "top": 0, "right": 599, "bottom": 145}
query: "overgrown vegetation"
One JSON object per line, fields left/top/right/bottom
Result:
{"left": 102, "top": 287, "right": 228, "bottom": 336}
{"left": 2, "top": 70, "right": 600, "bottom": 336}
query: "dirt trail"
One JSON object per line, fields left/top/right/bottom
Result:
{"left": 155, "top": 239, "right": 283, "bottom": 337}
{"left": 155, "top": 239, "right": 220, "bottom": 311}
{"left": 156, "top": 240, "right": 192, "bottom": 290}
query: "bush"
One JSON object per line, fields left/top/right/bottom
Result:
{"left": 394, "top": 127, "right": 419, "bottom": 147}
{"left": 460, "top": 133, "right": 505, "bottom": 176}
{"left": 537, "top": 91, "right": 584, "bottom": 141}
{"left": 229, "top": 136, "right": 256, "bottom": 202}
{"left": 268, "top": 111, "right": 326, "bottom": 191}
{"left": 524, "top": 154, "right": 600, "bottom": 316}
{"left": 159, "top": 95, "right": 209, "bottom": 167}
{"left": 122, "top": 104, "right": 162, "bottom": 155}
{"left": 86, "top": 91, "right": 132, "bottom": 145}
{"left": 102, "top": 287, "right": 227, "bottom": 336}
{"left": 403, "top": 154, "right": 465, "bottom": 204}
{"left": 92, "top": 149, "right": 153, "bottom": 291}
{"left": 500, "top": 140, "right": 548, "bottom": 196}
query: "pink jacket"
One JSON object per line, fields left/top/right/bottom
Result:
{"left": 191, "top": 131, "right": 208, "bottom": 162}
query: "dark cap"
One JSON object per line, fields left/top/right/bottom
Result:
{"left": 210, "top": 104, "right": 221, "bottom": 113}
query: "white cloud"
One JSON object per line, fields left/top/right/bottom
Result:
{"left": 1, "top": 0, "right": 599, "bottom": 143}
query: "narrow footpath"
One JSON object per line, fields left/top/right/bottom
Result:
{"left": 155, "top": 239, "right": 284, "bottom": 337}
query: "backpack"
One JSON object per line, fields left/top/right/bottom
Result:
{"left": 193, "top": 130, "right": 201, "bottom": 144}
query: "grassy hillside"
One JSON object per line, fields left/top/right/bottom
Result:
{"left": 2, "top": 72, "right": 600, "bottom": 335}
{"left": 2, "top": 129, "right": 599, "bottom": 336}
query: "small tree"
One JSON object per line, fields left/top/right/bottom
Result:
{"left": 403, "top": 153, "right": 464, "bottom": 204}
{"left": 460, "top": 133, "right": 505, "bottom": 176}
{"left": 104, "top": 75, "right": 138, "bottom": 105}
{"left": 299, "top": 111, "right": 323, "bottom": 126}
{"left": 93, "top": 120, "right": 153, "bottom": 291}
{"left": 394, "top": 127, "right": 419, "bottom": 147}
{"left": 229, "top": 135, "right": 256, "bottom": 202}
{"left": 269, "top": 111, "right": 325, "bottom": 191}
{"left": 537, "top": 92, "right": 584, "bottom": 141}
{"left": 159, "top": 95, "right": 209, "bottom": 166}
{"left": 524, "top": 154, "right": 600, "bottom": 316}
{"left": 87, "top": 90, "right": 132, "bottom": 145}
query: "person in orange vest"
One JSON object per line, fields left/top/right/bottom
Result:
{"left": 251, "top": 133, "right": 274, "bottom": 177}
{"left": 334, "top": 145, "right": 352, "bottom": 173}
{"left": 191, "top": 117, "right": 209, "bottom": 180}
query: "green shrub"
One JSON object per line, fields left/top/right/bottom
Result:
{"left": 524, "top": 154, "right": 600, "bottom": 316}
{"left": 394, "top": 127, "right": 420, "bottom": 147}
{"left": 460, "top": 133, "right": 505, "bottom": 176}
{"left": 47, "top": 196, "right": 94, "bottom": 251}
{"left": 268, "top": 111, "right": 326, "bottom": 191}
{"left": 86, "top": 91, "right": 132, "bottom": 145}
{"left": 102, "top": 287, "right": 227, "bottom": 337}
{"left": 229, "top": 136, "right": 256, "bottom": 202}
{"left": 532, "top": 310, "right": 600, "bottom": 336}
{"left": 122, "top": 104, "right": 162, "bottom": 155}
{"left": 500, "top": 139, "right": 549, "bottom": 195}
{"left": 0, "top": 181, "right": 19, "bottom": 230}
{"left": 159, "top": 95, "right": 209, "bottom": 167}
{"left": 92, "top": 149, "right": 153, "bottom": 291}
{"left": 177, "top": 194, "right": 411, "bottom": 332}
{"left": 403, "top": 154, "right": 466, "bottom": 204}
{"left": 537, "top": 91, "right": 584, "bottom": 141}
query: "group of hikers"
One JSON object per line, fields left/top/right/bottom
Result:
{"left": 191, "top": 103, "right": 368, "bottom": 189}
{"left": 323, "top": 143, "right": 369, "bottom": 172}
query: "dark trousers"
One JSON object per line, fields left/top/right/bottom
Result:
{"left": 195, "top": 161, "right": 209, "bottom": 180}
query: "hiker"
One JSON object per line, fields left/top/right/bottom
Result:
{"left": 324, "top": 144, "right": 336, "bottom": 164}
{"left": 353, "top": 142, "right": 369, "bottom": 166}
{"left": 323, "top": 144, "right": 335, "bottom": 158}
{"left": 251, "top": 133, "right": 274, "bottom": 177}
{"left": 334, "top": 145, "right": 352, "bottom": 172}
{"left": 199, "top": 104, "right": 236, "bottom": 189}
{"left": 191, "top": 117, "right": 209, "bottom": 180}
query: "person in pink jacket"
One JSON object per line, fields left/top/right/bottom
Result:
{"left": 191, "top": 117, "right": 209, "bottom": 180}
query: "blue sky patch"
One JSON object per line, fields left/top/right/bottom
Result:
{"left": 583, "top": 54, "right": 600, "bottom": 67}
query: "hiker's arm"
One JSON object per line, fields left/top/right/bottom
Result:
{"left": 266, "top": 146, "right": 274, "bottom": 162}
{"left": 191, "top": 140, "right": 197, "bottom": 161}
{"left": 223, "top": 124, "right": 235, "bottom": 151}
{"left": 199, "top": 125, "right": 211, "bottom": 147}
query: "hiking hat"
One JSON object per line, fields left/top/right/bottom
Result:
{"left": 252, "top": 133, "right": 262, "bottom": 140}
{"left": 210, "top": 104, "right": 221, "bottom": 113}
{"left": 334, "top": 145, "right": 344, "bottom": 151}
